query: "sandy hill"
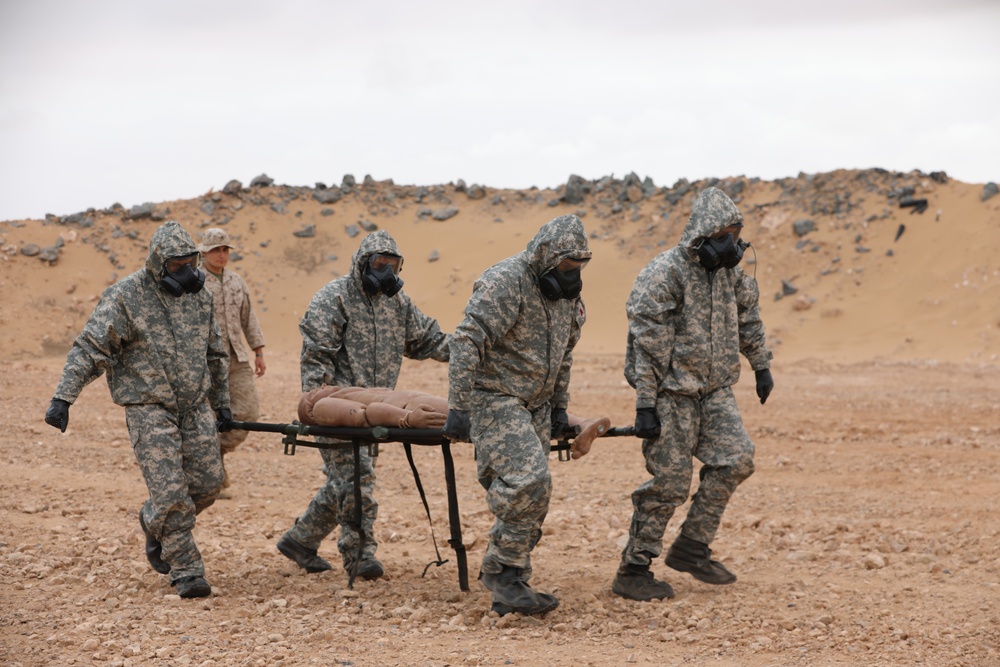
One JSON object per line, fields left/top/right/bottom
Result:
{"left": 2, "top": 169, "right": 998, "bottom": 365}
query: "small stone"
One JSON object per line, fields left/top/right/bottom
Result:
{"left": 862, "top": 553, "right": 886, "bottom": 569}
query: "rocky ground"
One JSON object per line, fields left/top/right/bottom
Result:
{"left": 3, "top": 169, "right": 999, "bottom": 665}
{"left": 2, "top": 352, "right": 999, "bottom": 667}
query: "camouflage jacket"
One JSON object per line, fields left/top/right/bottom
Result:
{"left": 203, "top": 268, "right": 265, "bottom": 363}
{"left": 625, "top": 187, "right": 771, "bottom": 409}
{"left": 54, "top": 221, "right": 231, "bottom": 413}
{"left": 448, "top": 215, "right": 591, "bottom": 412}
{"left": 299, "top": 230, "right": 450, "bottom": 392}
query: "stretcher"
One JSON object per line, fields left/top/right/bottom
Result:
{"left": 227, "top": 419, "right": 636, "bottom": 590}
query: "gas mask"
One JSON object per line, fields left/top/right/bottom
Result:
{"left": 361, "top": 255, "right": 404, "bottom": 297}
{"left": 696, "top": 234, "right": 749, "bottom": 270}
{"left": 161, "top": 262, "right": 206, "bottom": 297}
{"left": 539, "top": 267, "right": 583, "bottom": 301}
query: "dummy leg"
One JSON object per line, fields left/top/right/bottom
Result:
{"left": 312, "top": 397, "right": 370, "bottom": 427}
{"left": 566, "top": 415, "right": 612, "bottom": 459}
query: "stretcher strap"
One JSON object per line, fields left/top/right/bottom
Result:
{"left": 440, "top": 440, "right": 469, "bottom": 590}
{"left": 346, "top": 441, "right": 364, "bottom": 589}
{"left": 403, "top": 443, "right": 448, "bottom": 576}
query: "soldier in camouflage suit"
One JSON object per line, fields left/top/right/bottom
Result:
{"left": 443, "top": 214, "right": 592, "bottom": 616}
{"left": 43, "top": 220, "right": 232, "bottom": 599}
{"left": 612, "top": 187, "right": 774, "bottom": 602}
{"left": 276, "top": 230, "right": 450, "bottom": 581}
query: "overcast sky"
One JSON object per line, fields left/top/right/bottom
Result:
{"left": 1, "top": 0, "right": 997, "bottom": 221}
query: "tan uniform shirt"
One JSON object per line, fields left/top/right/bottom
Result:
{"left": 203, "top": 269, "right": 265, "bottom": 363}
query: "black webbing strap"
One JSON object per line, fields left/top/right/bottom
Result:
{"left": 440, "top": 440, "right": 469, "bottom": 591}
{"left": 403, "top": 442, "right": 449, "bottom": 578}
{"left": 345, "top": 439, "right": 364, "bottom": 589}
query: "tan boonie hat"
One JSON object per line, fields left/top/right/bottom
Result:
{"left": 197, "top": 228, "right": 233, "bottom": 253}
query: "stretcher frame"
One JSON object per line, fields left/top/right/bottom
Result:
{"left": 227, "top": 420, "right": 634, "bottom": 590}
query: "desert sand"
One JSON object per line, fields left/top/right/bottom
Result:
{"left": 1, "top": 170, "right": 999, "bottom": 666}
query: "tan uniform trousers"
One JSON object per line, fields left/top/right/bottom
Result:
{"left": 220, "top": 357, "right": 260, "bottom": 454}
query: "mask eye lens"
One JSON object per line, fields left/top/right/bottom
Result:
{"left": 166, "top": 255, "right": 199, "bottom": 273}
{"left": 370, "top": 254, "right": 401, "bottom": 272}
{"left": 557, "top": 258, "right": 589, "bottom": 272}
{"left": 712, "top": 225, "right": 742, "bottom": 241}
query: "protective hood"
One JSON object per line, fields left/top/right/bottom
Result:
{"left": 351, "top": 230, "right": 403, "bottom": 284}
{"left": 145, "top": 220, "right": 200, "bottom": 278}
{"left": 523, "top": 214, "right": 592, "bottom": 278}
{"left": 678, "top": 187, "right": 745, "bottom": 249}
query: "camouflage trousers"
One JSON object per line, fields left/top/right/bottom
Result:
{"left": 284, "top": 441, "right": 378, "bottom": 569}
{"left": 128, "top": 402, "right": 224, "bottom": 583}
{"left": 219, "top": 358, "right": 260, "bottom": 455}
{"left": 472, "top": 393, "right": 552, "bottom": 579}
{"left": 622, "top": 386, "right": 755, "bottom": 567}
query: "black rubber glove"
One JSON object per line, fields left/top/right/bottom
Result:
{"left": 45, "top": 398, "right": 70, "bottom": 433}
{"left": 550, "top": 407, "right": 570, "bottom": 438}
{"left": 216, "top": 408, "right": 234, "bottom": 432}
{"left": 442, "top": 409, "right": 471, "bottom": 442}
{"left": 755, "top": 369, "right": 774, "bottom": 405}
{"left": 633, "top": 407, "right": 660, "bottom": 439}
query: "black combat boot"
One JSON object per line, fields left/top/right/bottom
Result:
{"left": 490, "top": 590, "right": 560, "bottom": 617}
{"left": 173, "top": 576, "right": 212, "bottom": 599}
{"left": 277, "top": 535, "right": 333, "bottom": 573}
{"left": 611, "top": 562, "right": 675, "bottom": 601}
{"left": 354, "top": 557, "right": 384, "bottom": 581}
{"left": 665, "top": 533, "right": 736, "bottom": 585}
{"left": 139, "top": 510, "right": 170, "bottom": 575}
{"left": 480, "top": 566, "right": 559, "bottom": 616}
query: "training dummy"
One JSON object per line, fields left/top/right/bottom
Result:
{"left": 297, "top": 385, "right": 610, "bottom": 459}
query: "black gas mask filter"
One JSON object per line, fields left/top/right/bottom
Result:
{"left": 696, "top": 234, "right": 750, "bottom": 270}
{"left": 539, "top": 267, "right": 583, "bottom": 301}
{"left": 161, "top": 261, "right": 206, "bottom": 297}
{"left": 362, "top": 255, "right": 404, "bottom": 297}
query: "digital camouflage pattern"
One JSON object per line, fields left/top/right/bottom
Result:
{"left": 285, "top": 230, "right": 450, "bottom": 566}
{"left": 54, "top": 220, "right": 231, "bottom": 413}
{"left": 203, "top": 268, "right": 264, "bottom": 452}
{"left": 299, "top": 230, "right": 450, "bottom": 391}
{"left": 448, "top": 215, "right": 590, "bottom": 576}
{"left": 621, "top": 187, "right": 771, "bottom": 566}
{"left": 52, "top": 220, "right": 230, "bottom": 583}
{"left": 132, "top": 402, "right": 224, "bottom": 582}
{"left": 625, "top": 186, "right": 770, "bottom": 408}
{"left": 448, "top": 214, "right": 591, "bottom": 412}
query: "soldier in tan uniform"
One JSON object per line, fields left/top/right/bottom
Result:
{"left": 198, "top": 228, "right": 266, "bottom": 492}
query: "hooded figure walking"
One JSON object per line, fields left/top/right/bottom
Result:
{"left": 276, "top": 230, "right": 451, "bottom": 581}
{"left": 444, "top": 214, "right": 592, "bottom": 616}
{"left": 612, "top": 187, "right": 774, "bottom": 601}
{"left": 44, "top": 220, "right": 232, "bottom": 599}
